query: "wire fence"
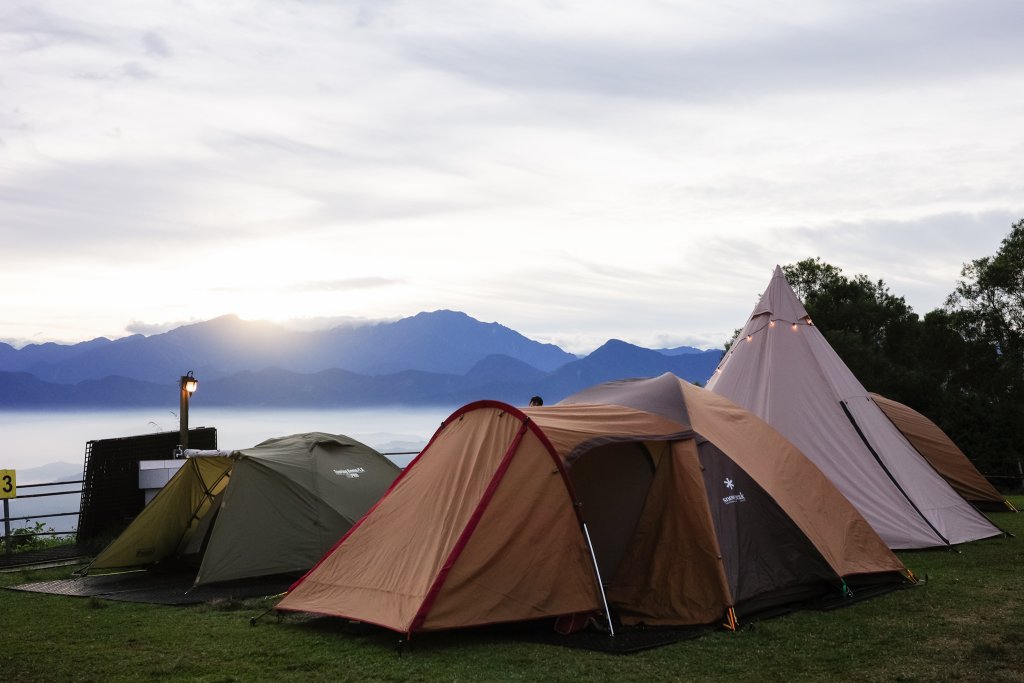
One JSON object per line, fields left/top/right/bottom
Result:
{"left": 2, "top": 480, "right": 83, "bottom": 555}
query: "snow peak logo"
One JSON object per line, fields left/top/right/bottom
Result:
{"left": 334, "top": 467, "right": 365, "bottom": 479}
{"left": 722, "top": 477, "right": 746, "bottom": 505}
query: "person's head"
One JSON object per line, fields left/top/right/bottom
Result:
{"left": 529, "top": 395, "right": 544, "bottom": 407}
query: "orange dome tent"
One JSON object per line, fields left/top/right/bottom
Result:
{"left": 276, "top": 376, "right": 911, "bottom": 636}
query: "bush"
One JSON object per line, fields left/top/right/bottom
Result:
{"left": 4, "top": 521, "right": 73, "bottom": 553}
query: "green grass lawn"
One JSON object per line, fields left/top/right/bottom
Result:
{"left": 2, "top": 498, "right": 1022, "bottom": 683}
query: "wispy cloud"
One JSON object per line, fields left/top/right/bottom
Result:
{"left": 141, "top": 31, "right": 171, "bottom": 59}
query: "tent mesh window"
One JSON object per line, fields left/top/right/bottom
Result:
{"left": 77, "top": 428, "right": 218, "bottom": 546}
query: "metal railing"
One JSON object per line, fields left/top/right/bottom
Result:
{"left": 2, "top": 480, "right": 82, "bottom": 555}
{"left": 1, "top": 450, "right": 423, "bottom": 555}
{"left": 978, "top": 456, "right": 1024, "bottom": 493}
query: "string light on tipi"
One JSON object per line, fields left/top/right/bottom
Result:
{"left": 715, "top": 315, "right": 814, "bottom": 378}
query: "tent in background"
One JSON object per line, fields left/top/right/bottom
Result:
{"left": 871, "top": 393, "right": 1017, "bottom": 512}
{"left": 276, "top": 377, "right": 911, "bottom": 636}
{"left": 706, "top": 266, "right": 1002, "bottom": 549}
{"left": 84, "top": 432, "right": 400, "bottom": 586}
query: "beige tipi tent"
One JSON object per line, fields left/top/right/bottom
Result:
{"left": 706, "top": 266, "right": 1003, "bottom": 549}
{"left": 85, "top": 432, "right": 400, "bottom": 586}
{"left": 871, "top": 393, "right": 1016, "bottom": 512}
{"left": 276, "top": 377, "right": 911, "bottom": 635}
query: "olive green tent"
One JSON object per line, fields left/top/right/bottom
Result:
{"left": 84, "top": 432, "right": 400, "bottom": 586}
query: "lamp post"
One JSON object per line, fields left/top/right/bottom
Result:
{"left": 179, "top": 370, "right": 199, "bottom": 452}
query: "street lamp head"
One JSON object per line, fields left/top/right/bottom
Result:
{"left": 181, "top": 370, "right": 199, "bottom": 394}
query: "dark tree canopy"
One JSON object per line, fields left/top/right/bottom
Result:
{"left": 940, "top": 220, "right": 1024, "bottom": 479}
{"left": 946, "top": 219, "right": 1024, "bottom": 385}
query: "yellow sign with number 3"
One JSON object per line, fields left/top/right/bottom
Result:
{"left": 1, "top": 470, "right": 15, "bottom": 499}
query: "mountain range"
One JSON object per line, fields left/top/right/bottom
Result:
{"left": 0, "top": 311, "right": 724, "bottom": 408}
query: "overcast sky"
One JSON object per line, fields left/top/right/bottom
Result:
{"left": 2, "top": 0, "right": 1022, "bottom": 354}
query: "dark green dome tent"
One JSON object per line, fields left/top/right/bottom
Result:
{"left": 84, "top": 432, "right": 400, "bottom": 586}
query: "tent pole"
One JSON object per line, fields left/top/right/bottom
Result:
{"left": 581, "top": 521, "right": 615, "bottom": 637}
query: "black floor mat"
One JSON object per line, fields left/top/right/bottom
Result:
{"left": 8, "top": 569, "right": 291, "bottom": 605}
{"left": 485, "top": 581, "right": 914, "bottom": 654}
{"left": 510, "top": 623, "right": 712, "bottom": 653}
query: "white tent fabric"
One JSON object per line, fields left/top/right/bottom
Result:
{"left": 706, "top": 266, "right": 1001, "bottom": 549}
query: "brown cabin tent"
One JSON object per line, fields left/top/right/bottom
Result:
{"left": 276, "top": 377, "right": 910, "bottom": 635}
{"left": 84, "top": 432, "right": 400, "bottom": 586}
{"left": 706, "top": 266, "right": 1003, "bottom": 549}
{"left": 871, "top": 393, "right": 1016, "bottom": 512}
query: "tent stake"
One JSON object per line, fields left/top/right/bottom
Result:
{"left": 581, "top": 521, "right": 615, "bottom": 637}
{"left": 249, "top": 593, "right": 286, "bottom": 626}
{"left": 249, "top": 604, "right": 276, "bottom": 626}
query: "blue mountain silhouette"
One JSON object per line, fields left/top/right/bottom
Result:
{"left": 0, "top": 311, "right": 722, "bottom": 407}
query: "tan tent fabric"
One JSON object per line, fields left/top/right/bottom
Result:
{"left": 278, "top": 391, "right": 909, "bottom": 635}
{"left": 277, "top": 408, "right": 530, "bottom": 630}
{"left": 706, "top": 266, "right": 1001, "bottom": 549}
{"left": 607, "top": 439, "right": 732, "bottom": 626}
{"left": 562, "top": 374, "right": 904, "bottom": 577}
{"left": 421, "top": 428, "right": 600, "bottom": 631}
{"left": 871, "top": 393, "right": 1010, "bottom": 509}
{"left": 527, "top": 403, "right": 693, "bottom": 460}
{"left": 568, "top": 441, "right": 657, "bottom": 581}
{"left": 682, "top": 381, "right": 903, "bottom": 577}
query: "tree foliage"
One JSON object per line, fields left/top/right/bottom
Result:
{"left": 946, "top": 219, "right": 1024, "bottom": 383}
{"left": 939, "top": 220, "right": 1024, "bottom": 479}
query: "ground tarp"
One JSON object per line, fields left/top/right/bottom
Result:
{"left": 9, "top": 569, "right": 289, "bottom": 605}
